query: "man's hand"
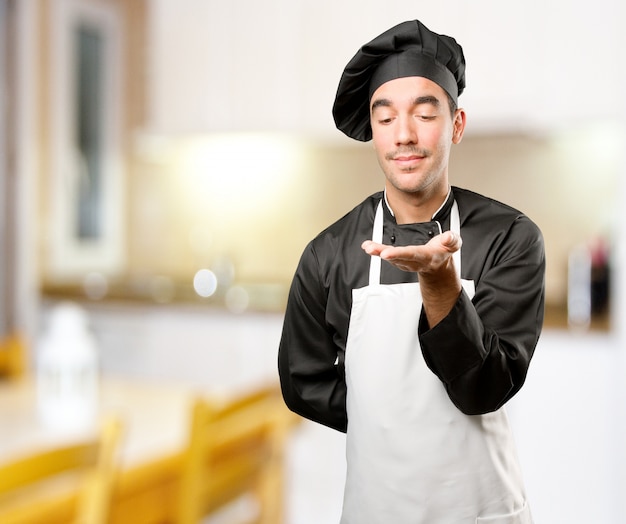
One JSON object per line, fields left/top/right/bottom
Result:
{"left": 361, "top": 230, "right": 462, "bottom": 274}
{"left": 361, "top": 231, "right": 463, "bottom": 328}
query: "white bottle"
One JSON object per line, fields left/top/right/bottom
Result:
{"left": 567, "top": 244, "right": 592, "bottom": 329}
{"left": 37, "top": 301, "right": 99, "bottom": 430}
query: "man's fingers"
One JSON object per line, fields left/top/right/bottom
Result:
{"left": 442, "top": 230, "right": 462, "bottom": 251}
{"left": 361, "top": 240, "right": 384, "bottom": 256}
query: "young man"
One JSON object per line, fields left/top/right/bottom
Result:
{"left": 278, "top": 19, "right": 544, "bottom": 523}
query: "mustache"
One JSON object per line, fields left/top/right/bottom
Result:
{"left": 385, "top": 147, "right": 430, "bottom": 161}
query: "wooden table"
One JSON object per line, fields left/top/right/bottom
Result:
{"left": 0, "top": 376, "right": 229, "bottom": 523}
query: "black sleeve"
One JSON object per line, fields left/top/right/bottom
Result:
{"left": 418, "top": 216, "right": 545, "bottom": 415}
{"left": 278, "top": 243, "right": 348, "bottom": 432}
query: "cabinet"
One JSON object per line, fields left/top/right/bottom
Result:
{"left": 146, "top": 0, "right": 625, "bottom": 136}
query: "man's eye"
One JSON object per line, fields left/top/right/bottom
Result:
{"left": 376, "top": 117, "right": 394, "bottom": 125}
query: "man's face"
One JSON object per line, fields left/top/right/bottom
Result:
{"left": 370, "top": 76, "right": 465, "bottom": 201}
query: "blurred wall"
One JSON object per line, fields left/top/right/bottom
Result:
{"left": 121, "top": 0, "right": 626, "bottom": 315}
{"left": 125, "top": 127, "right": 620, "bottom": 310}
{"left": 27, "top": 0, "right": 624, "bottom": 319}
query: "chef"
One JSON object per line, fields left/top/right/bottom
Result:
{"left": 278, "top": 19, "right": 544, "bottom": 523}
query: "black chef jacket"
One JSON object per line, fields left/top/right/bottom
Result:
{"left": 278, "top": 186, "right": 545, "bottom": 432}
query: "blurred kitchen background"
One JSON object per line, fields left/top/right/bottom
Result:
{"left": 1, "top": 0, "right": 626, "bottom": 522}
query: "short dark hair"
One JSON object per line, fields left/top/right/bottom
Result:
{"left": 446, "top": 91, "right": 457, "bottom": 118}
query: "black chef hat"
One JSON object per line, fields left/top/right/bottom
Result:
{"left": 332, "top": 20, "right": 466, "bottom": 142}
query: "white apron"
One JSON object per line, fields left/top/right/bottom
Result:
{"left": 341, "top": 200, "right": 533, "bottom": 524}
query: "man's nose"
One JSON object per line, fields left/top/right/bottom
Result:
{"left": 395, "top": 115, "right": 418, "bottom": 144}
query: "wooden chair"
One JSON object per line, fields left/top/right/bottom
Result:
{"left": 0, "top": 332, "right": 28, "bottom": 380}
{"left": 175, "top": 384, "right": 291, "bottom": 524}
{"left": 0, "top": 417, "right": 122, "bottom": 524}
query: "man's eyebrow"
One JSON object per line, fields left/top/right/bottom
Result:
{"left": 371, "top": 98, "right": 392, "bottom": 111}
{"left": 371, "top": 95, "right": 441, "bottom": 111}
{"left": 413, "top": 95, "right": 441, "bottom": 107}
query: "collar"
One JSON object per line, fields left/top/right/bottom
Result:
{"left": 383, "top": 186, "right": 454, "bottom": 221}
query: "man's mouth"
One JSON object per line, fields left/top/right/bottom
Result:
{"left": 394, "top": 154, "right": 424, "bottom": 161}
{"left": 386, "top": 148, "right": 429, "bottom": 163}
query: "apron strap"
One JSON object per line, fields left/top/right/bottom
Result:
{"left": 369, "top": 201, "right": 384, "bottom": 286}
{"left": 450, "top": 200, "right": 461, "bottom": 280}
{"left": 369, "top": 198, "right": 462, "bottom": 286}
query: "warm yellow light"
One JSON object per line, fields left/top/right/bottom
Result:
{"left": 178, "top": 133, "right": 304, "bottom": 216}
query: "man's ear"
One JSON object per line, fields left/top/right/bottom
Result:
{"left": 452, "top": 109, "right": 466, "bottom": 144}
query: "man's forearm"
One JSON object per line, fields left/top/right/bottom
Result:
{"left": 419, "top": 258, "right": 462, "bottom": 327}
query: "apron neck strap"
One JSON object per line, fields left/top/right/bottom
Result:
{"left": 369, "top": 199, "right": 461, "bottom": 286}
{"left": 368, "top": 201, "right": 384, "bottom": 285}
{"left": 450, "top": 200, "right": 461, "bottom": 279}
